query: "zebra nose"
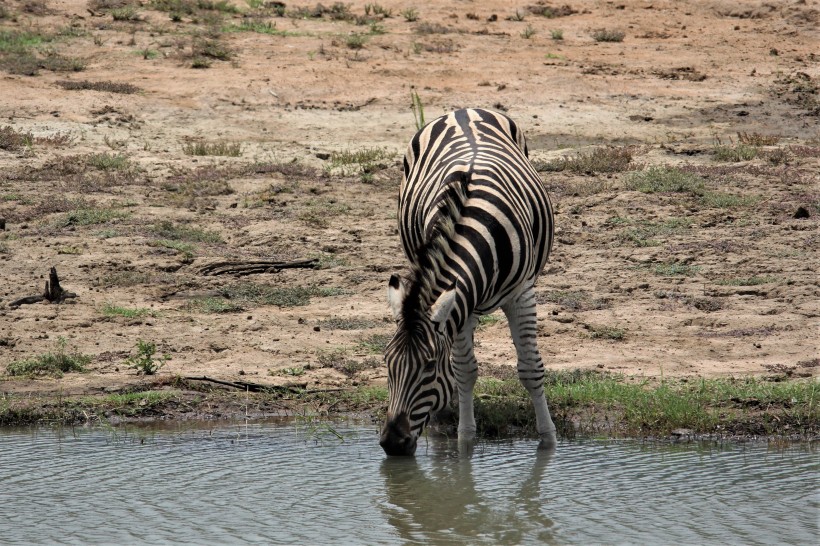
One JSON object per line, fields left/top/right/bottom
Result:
{"left": 380, "top": 413, "right": 417, "bottom": 456}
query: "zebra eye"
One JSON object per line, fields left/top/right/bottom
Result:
{"left": 423, "top": 359, "right": 436, "bottom": 373}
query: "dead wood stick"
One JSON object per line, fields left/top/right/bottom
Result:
{"left": 9, "top": 267, "right": 77, "bottom": 308}
{"left": 183, "top": 376, "right": 306, "bottom": 393}
{"left": 198, "top": 258, "right": 319, "bottom": 277}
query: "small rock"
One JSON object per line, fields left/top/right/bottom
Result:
{"left": 315, "top": 152, "right": 330, "bottom": 160}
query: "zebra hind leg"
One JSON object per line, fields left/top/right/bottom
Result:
{"left": 452, "top": 315, "right": 479, "bottom": 444}
{"left": 502, "top": 287, "right": 557, "bottom": 449}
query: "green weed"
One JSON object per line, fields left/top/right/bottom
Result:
{"left": 126, "top": 339, "right": 170, "bottom": 375}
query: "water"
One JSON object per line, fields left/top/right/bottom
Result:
{"left": 0, "top": 420, "right": 817, "bottom": 545}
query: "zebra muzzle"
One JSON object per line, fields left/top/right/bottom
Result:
{"left": 379, "top": 413, "right": 417, "bottom": 456}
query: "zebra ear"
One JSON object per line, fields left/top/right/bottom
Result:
{"left": 387, "top": 274, "right": 405, "bottom": 320}
{"left": 429, "top": 286, "right": 456, "bottom": 330}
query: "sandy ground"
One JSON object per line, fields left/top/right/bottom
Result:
{"left": 1, "top": 0, "right": 818, "bottom": 399}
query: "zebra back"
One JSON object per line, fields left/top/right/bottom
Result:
{"left": 396, "top": 108, "right": 553, "bottom": 333}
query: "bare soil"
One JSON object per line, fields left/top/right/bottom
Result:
{"left": 1, "top": 0, "right": 818, "bottom": 407}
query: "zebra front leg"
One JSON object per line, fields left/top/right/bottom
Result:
{"left": 452, "top": 315, "right": 479, "bottom": 443}
{"left": 502, "top": 287, "right": 557, "bottom": 448}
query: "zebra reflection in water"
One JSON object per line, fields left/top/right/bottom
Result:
{"left": 379, "top": 438, "right": 556, "bottom": 544}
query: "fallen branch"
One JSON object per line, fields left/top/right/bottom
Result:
{"left": 198, "top": 258, "right": 319, "bottom": 277}
{"left": 182, "top": 376, "right": 352, "bottom": 395}
{"left": 183, "top": 376, "right": 307, "bottom": 393}
{"left": 9, "top": 267, "right": 77, "bottom": 308}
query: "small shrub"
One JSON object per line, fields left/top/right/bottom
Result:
{"left": 538, "top": 146, "right": 633, "bottom": 174}
{"left": 737, "top": 132, "right": 780, "bottom": 146}
{"left": 713, "top": 144, "right": 758, "bottom": 162}
{"left": 585, "top": 324, "right": 625, "bottom": 340}
{"left": 592, "top": 29, "right": 625, "bottom": 42}
{"left": 87, "top": 152, "right": 130, "bottom": 170}
{"left": 550, "top": 29, "right": 564, "bottom": 40}
{"left": 111, "top": 6, "right": 141, "bottom": 20}
{"left": 126, "top": 339, "right": 170, "bottom": 375}
{"left": 521, "top": 25, "right": 536, "bottom": 39}
{"left": 192, "top": 38, "right": 232, "bottom": 60}
{"left": 0, "top": 125, "right": 33, "bottom": 150}
{"left": 401, "top": 8, "right": 418, "bottom": 22}
{"left": 345, "top": 33, "right": 367, "bottom": 49}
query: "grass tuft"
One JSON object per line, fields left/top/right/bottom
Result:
{"left": 182, "top": 140, "right": 241, "bottom": 156}
{"left": 625, "top": 166, "right": 704, "bottom": 194}
{"left": 5, "top": 338, "right": 90, "bottom": 377}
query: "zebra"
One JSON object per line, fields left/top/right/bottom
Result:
{"left": 380, "top": 107, "right": 557, "bottom": 456}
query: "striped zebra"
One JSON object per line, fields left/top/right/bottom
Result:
{"left": 380, "top": 108, "right": 557, "bottom": 456}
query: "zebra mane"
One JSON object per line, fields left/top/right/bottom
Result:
{"left": 400, "top": 177, "right": 467, "bottom": 328}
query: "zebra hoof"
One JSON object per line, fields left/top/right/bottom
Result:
{"left": 537, "top": 430, "right": 558, "bottom": 451}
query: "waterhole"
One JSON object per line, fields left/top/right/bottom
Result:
{"left": 1, "top": 420, "right": 816, "bottom": 544}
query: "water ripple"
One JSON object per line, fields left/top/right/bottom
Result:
{"left": 0, "top": 424, "right": 816, "bottom": 545}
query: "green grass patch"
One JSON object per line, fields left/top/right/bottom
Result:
{"left": 699, "top": 192, "right": 759, "bottom": 208}
{"left": 298, "top": 199, "right": 351, "bottom": 228}
{"left": 224, "top": 20, "right": 302, "bottom": 36}
{"left": 151, "top": 239, "right": 196, "bottom": 261}
{"left": 357, "top": 333, "right": 392, "bottom": 354}
{"left": 54, "top": 207, "right": 129, "bottom": 227}
{"left": 328, "top": 146, "right": 395, "bottom": 174}
{"left": 478, "top": 313, "right": 505, "bottom": 327}
{"left": 653, "top": 262, "right": 701, "bottom": 277}
{"left": 5, "top": 338, "right": 90, "bottom": 378}
{"left": 465, "top": 372, "right": 818, "bottom": 437}
{"left": 102, "top": 303, "right": 156, "bottom": 318}
{"left": 625, "top": 166, "right": 705, "bottom": 194}
{"left": 87, "top": 152, "right": 130, "bottom": 170}
{"left": 617, "top": 217, "right": 691, "bottom": 247}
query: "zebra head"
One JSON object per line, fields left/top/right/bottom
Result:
{"left": 380, "top": 273, "right": 456, "bottom": 456}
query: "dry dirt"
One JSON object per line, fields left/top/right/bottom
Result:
{"left": 1, "top": 0, "right": 818, "bottom": 401}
